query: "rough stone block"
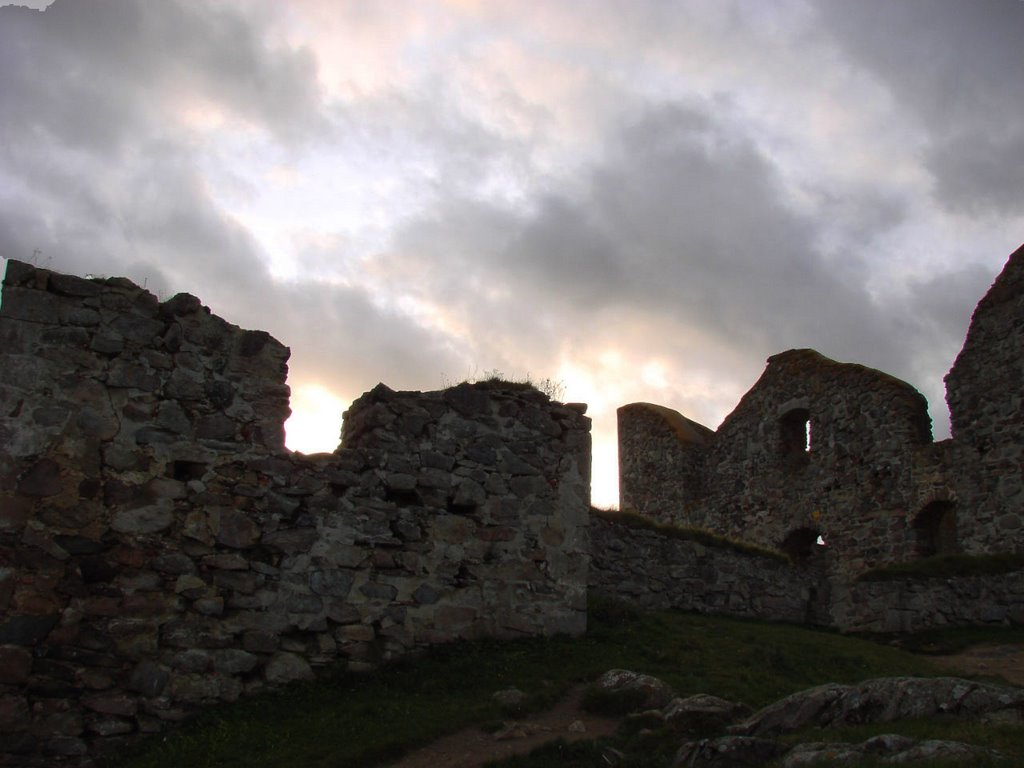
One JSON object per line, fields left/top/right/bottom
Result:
{"left": 264, "top": 652, "right": 314, "bottom": 685}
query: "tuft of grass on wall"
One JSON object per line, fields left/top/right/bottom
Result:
{"left": 441, "top": 368, "right": 566, "bottom": 401}
{"left": 856, "top": 553, "right": 1024, "bottom": 582}
{"left": 593, "top": 508, "right": 792, "bottom": 564}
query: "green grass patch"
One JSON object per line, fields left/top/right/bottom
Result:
{"left": 593, "top": 508, "right": 791, "bottom": 564}
{"left": 857, "top": 553, "right": 1024, "bottom": 582}
{"left": 110, "top": 599, "right": 949, "bottom": 768}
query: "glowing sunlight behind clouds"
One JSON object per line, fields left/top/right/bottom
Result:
{"left": 2, "top": 0, "right": 1023, "bottom": 507}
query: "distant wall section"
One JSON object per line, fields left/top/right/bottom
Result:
{"left": 618, "top": 243, "right": 1024, "bottom": 586}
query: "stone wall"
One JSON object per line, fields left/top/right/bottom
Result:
{"left": 589, "top": 515, "right": 824, "bottom": 625}
{"left": 589, "top": 513, "right": 1024, "bottom": 635}
{"left": 617, "top": 403, "right": 711, "bottom": 525}
{"left": 832, "top": 571, "right": 1024, "bottom": 634}
{"left": 0, "top": 260, "right": 591, "bottom": 764}
{"left": 618, "top": 243, "right": 1024, "bottom": 584}
{"left": 945, "top": 245, "right": 1024, "bottom": 551}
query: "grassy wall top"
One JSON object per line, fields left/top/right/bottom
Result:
{"left": 593, "top": 508, "right": 791, "bottom": 565}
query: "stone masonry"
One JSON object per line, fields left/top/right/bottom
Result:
{"left": 0, "top": 259, "right": 591, "bottom": 764}
{"left": 620, "top": 243, "right": 1024, "bottom": 582}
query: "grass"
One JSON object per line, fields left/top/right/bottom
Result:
{"left": 442, "top": 368, "right": 566, "bottom": 401}
{"left": 109, "top": 599, "right": 959, "bottom": 768}
{"left": 857, "top": 553, "right": 1024, "bottom": 582}
{"left": 593, "top": 507, "right": 791, "bottom": 564}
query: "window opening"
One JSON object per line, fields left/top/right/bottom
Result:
{"left": 781, "top": 527, "right": 827, "bottom": 562}
{"left": 779, "top": 407, "right": 811, "bottom": 465}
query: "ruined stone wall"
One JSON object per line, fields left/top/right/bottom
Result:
{"left": 0, "top": 260, "right": 590, "bottom": 764}
{"left": 617, "top": 403, "right": 712, "bottom": 524}
{"left": 589, "top": 515, "right": 824, "bottom": 624}
{"left": 589, "top": 512, "right": 1024, "bottom": 635}
{"left": 615, "top": 243, "right": 1024, "bottom": 632}
{"left": 945, "top": 244, "right": 1024, "bottom": 550}
{"left": 832, "top": 571, "right": 1024, "bottom": 634}
{"left": 620, "top": 350, "right": 935, "bottom": 579}
{"left": 619, "top": 244, "right": 1024, "bottom": 584}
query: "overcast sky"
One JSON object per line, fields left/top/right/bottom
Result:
{"left": 2, "top": 0, "right": 1022, "bottom": 506}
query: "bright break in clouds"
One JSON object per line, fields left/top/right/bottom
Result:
{"left": 1, "top": 0, "right": 1023, "bottom": 506}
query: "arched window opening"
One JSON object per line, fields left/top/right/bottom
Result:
{"left": 912, "top": 501, "right": 958, "bottom": 557}
{"left": 781, "top": 527, "right": 827, "bottom": 562}
{"left": 779, "top": 408, "right": 811, "bottom": 464}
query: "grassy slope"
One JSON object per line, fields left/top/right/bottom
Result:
{"left": 110, "top": 599, "right": 961, "bottom": 768}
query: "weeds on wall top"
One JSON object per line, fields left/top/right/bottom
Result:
{"left": 441, "top": 368, "right": 566, "bottom": 401}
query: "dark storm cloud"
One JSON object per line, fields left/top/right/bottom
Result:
{"left": 814, "top": 0, "right": 1024, "bottom": 214}
{"left": 384, "top": 94, "right": 1008, "bottom": 438}
{"left": 269, "top": 281, "right": 464, "bottom": 396}
{"left": 389, "top": 102, "right": 912, "bottom": 369}
{"left": 0, "top": 0, "right": 323, "bottom": 150}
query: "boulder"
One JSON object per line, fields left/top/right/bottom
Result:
{"left": 779, "top": 735, "right": 1001, "bottom": 767}
{"left": 663, "top": 694, "right": 750, "bottom": 734}
{"left": 674, "top": 735, "right": 787, "bottom": 767}
{"left": 731, "top": 677, "right": 1024, "bottom": 737}
{"left": 589, "top": 669, "right": 675, "bottom": 714}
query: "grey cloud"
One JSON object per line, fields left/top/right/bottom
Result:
{"left": 267, "top": 281, "right": 465, "bottom": 398}
{"left": 383, "top": 98, "right": 995, "bottom": 438}
{"left": 0, "top": 0, "right": 324, "bottom": 152}
{"left": 814, "top": 0, "right": 1024, "bottom": 214}
{"left": 389, "top": 102, "right": 894, "bottom": 364}
{"left": 0, "top": 0, "right": 326, "bottom": 304}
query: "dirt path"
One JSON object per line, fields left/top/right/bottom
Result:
{"left": 383, "top": 686, "right": 621, "bottom": 768}
{"left": 931, "top": 643, "right": 1024, "bottom": 686}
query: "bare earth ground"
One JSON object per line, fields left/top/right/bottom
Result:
{"left": 931, "top": 643, "right": 1024, "bottom": 687}
{"left": 384, "top": 686, "right": 620, "bottom": 768}
{"left": 387, "top": 646, "right": 1024, "bottom": 768}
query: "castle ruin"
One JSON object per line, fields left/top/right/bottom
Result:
{"left": 2, "top": 242, "right": 1023, "bottom": 763}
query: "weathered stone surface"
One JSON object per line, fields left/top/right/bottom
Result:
{"left": 492, "top": 686, "right": 529, "bottom": 712}
{"left": 211, "top": 508, "right": 260, "bottom": 549}
{"left": 778, "top": 735, "right": 1001, "bottom": 767}
{"left": 673, "top": 735, "right": 787, "bottom": 768}
{"left": 616, "top": 244, "right": 1024, "bottom": 635}
{"left": 0, "top": 645, "right": 33, "bottom": 684}
{"left": 111, "top": 505, "right": 175, "bottom": 535}
{"left": 593, "top": 669, "right": 675, "bottom": 713}
{"left": 211, "top": 649, "right": 259, "bottom": 675}
{"left": 17, "top": 458, "right": 63, "bottom": 497}
{"left": 731, "top": 677, "right": 1024, "bottom": 737}
{"left": 264, "top": 652, "right": 314, "bottom": 684}
{"left": 0, "top": 615, "right": 58, "bottom": 646}
{"left": 663, "top": 695, "right": 750, "bottom": 734}
{"left": 128, "top": 660, "right": 170, "bottom": 697}
{"left": 263, "top": 528, "right": 318, "bottom": 553}
{"left": 82, "top": 694, "right": 137, "bottom": 717}
{"left": 310, "top": 570, "right": 354, "bottom": 597}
